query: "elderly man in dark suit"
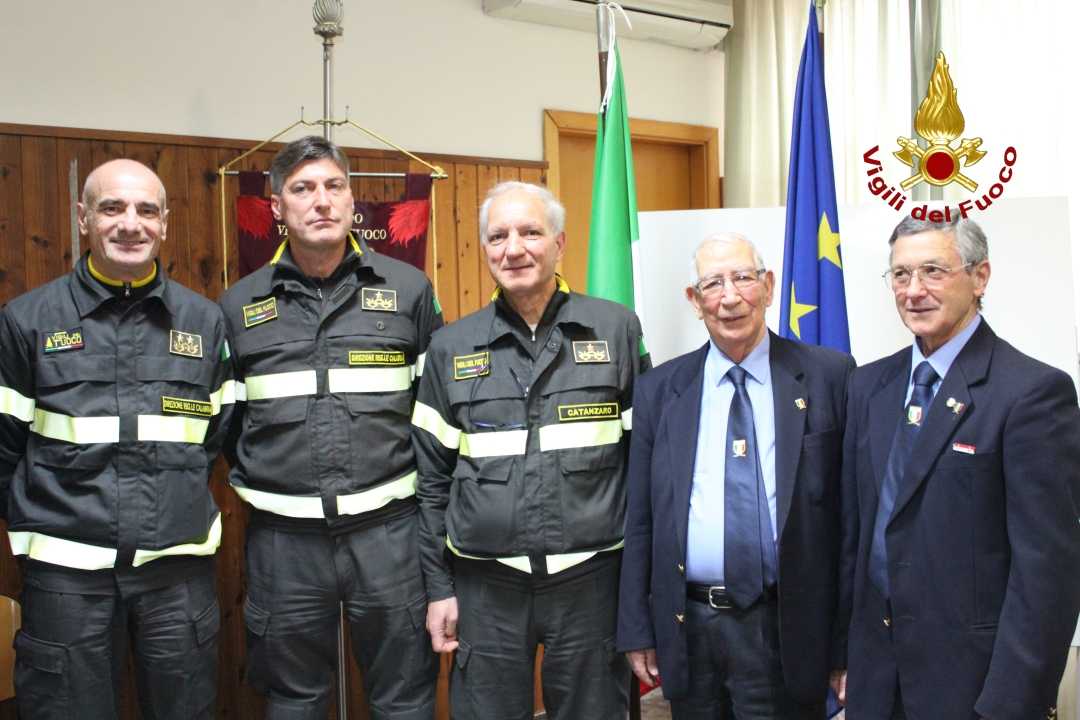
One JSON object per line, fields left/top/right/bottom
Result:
{"left": 837, "top": 215, "right": 1080, "bottom": 719}
{"left": 617, "top": 233, "right": 853, "bottom": 719}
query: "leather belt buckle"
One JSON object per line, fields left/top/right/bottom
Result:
{"left": 707, "top": 585, "right": 733, "bottom": 610}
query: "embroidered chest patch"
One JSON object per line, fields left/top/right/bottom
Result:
{"left": 243, "top": 298, "right": 278, "bottom": 328}
{"left": 169, "top": 330, "right": 203, "bottom": 358}
{"left": 557, "top": 402, "right": 619, "bottom": 422}
{"left": 349, "top": 350, "right": 406, "bottom": 366}
{"left": 362, "top": 288, "right": 398, "bottom": 312}
{"left": 43, "top": 328, "right": 84, "bottom": 353}
{"left": 453, "top": 352, "right": 490, "bottom": 380}
{"left": 572, "top": 340, "right": 610, "bottom": 363}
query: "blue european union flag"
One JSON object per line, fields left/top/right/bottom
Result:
{"left": 779, "top": 3, "right": 850, "bottom": 353}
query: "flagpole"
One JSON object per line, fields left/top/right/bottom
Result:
{"left": 596, "top": 2, "right": 611, "bottom": 100}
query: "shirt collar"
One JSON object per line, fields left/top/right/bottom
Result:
{"left": 71, "top": 254, "right": 171, "bottom": 318}
{"left": 254, "top": 232, "right": 374, "bottom": 298}
{"left": 910, "top": 313, "right": 982, "bottom": 383}
{"left": 705, "top": 331, "right": 771, "bottom": 388}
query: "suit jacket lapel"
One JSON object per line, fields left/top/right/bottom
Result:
{"left": 669, "top": 343, "right": 709, "bottom": 560}
{"left": 891, "top": 321, "right": 993, "bottom": 520}
{"left": 769, "top": 335, "right": 807, "bottom": 537}
{"left": 868, "top": 350, "right": 910, "bottom": 498}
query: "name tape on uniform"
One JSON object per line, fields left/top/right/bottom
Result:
{"left": 572, "top": 340, "right": 610, "bottom": 363}
{"left": 453, "top": 352, "right": 490, "bottom": 380}
{"left": 361, "top": 288, "right": 398, "bottom": 312}
{"left": 349, "top": 350, "right": 406, "bottom": 366}
{"left": 43, "top": 328, "right": 84, "bottom": 353}
{"left": 161, "top": 395, "right": 213, "bottom": 418}
{"left": 557, "top": 402, "right": 619, "bottom": 422}
{"left": 243, "top": 298, "right": 278, "bottom": 328}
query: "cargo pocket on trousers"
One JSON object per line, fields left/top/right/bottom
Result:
{"left": 187, "top": 601, "right": 221, "bottom": 718}
{"left": 243, "top": 598, "right": 271, "bottom": 691}
{"left": 14, "top": 630, "right": 70, "bottom": 719}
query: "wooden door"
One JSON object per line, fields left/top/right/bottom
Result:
{"left": 543, "top": 110, "right": 722, "bottom": 291}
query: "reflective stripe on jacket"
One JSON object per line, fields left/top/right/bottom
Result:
{"left": 220, "top": 236, "right": 442, "bottom": 527}
{"left": 412, "top": 282, "right": 650, "bottom": 599}
{"left": 0, "top": 257, "right": 235, "bottom": 568}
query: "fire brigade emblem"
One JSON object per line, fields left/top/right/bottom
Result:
{"left": 893, "top": 52, "right": 986, "bottom": 192}
{"left": 362, "top": 287, "right": 398, "bottom": 312}
{"left": 572, "top": 340, "right": 610, "bottom": 363}
{"left": 169, "top": 330, "right": 204, "bottom": 358}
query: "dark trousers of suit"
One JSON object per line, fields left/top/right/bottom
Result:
{"left": 670, "top": 596, "right": 823, "bottom": 720}
{"left": 451, "top": 553, "right": 628, "bottom": 720}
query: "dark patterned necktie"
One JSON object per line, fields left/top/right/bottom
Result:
{"left": 723, "top": 365, "right": 778, "bottom": 609}
{"left": 869, "top": 360, "right": 938, "bottom": 598}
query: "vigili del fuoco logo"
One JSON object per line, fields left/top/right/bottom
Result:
{"left": 862, "top": 52, "right": 1017, "bottom": 221}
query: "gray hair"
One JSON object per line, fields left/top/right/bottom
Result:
{"left": 478, "top": 181, "right": 566, "bottom": 242}
{"left": 690, "top": 233, "right": 766, "bottom": 286}
{"left": 269, "top": 135, "right": 350, "bottom": 194}
{"left": 887, "top": 215, "right": 989, "bottom": 266}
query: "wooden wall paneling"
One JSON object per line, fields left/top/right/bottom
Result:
{"left": 20, "top": 137, "right": 62, "bottom": 292}
{"left": 475, "top": 165, "right": 499, "bottom": 304}
{"left": 52, "top": 139, "right": 93, "bottom": 274}
{"left": 520, "top": 167, "right": 544, "bottom": 186}
{"left": 90, "top": 139, "right": 125, "bottom": 169}
{"left": 184, "top": 147, "right": 224, "bottom": 300}
{"left": 0, "top": 135, "right": 26, "bottom": 304}
{"left": 430, "top": 162, "right": 459, "bottom": 322}
{"left": 497, "top": 165, "right": 520, "bottom": 184}
{"left": 453, "top": 165, "right": 480, "bottom": 317}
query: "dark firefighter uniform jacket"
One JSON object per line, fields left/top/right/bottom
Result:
{"left": 411, "top": 278, "right": 650, "bottom": 600}
{"left": 221, "top": 236, "right": 442, "bottom": 530}
{"left": 0, "top": 256, "right": 235, "bottom": 574}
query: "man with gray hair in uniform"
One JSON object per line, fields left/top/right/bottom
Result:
{"left": 413, "top": 181, "right": 650, "bottom": 719}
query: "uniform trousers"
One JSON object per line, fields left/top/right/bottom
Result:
{"left": 451, "top": 552, "right": 628, "bottom": 720}
{"left": 670, "top": 594, "right": 823, "bottom": 720}
{"left": 243, "top": 509, "right": 437, "bottom": 720}
{"left": 14, "top": 567, "right": 219, "bottom": 720}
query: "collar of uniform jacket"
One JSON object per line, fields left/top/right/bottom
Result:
{"left": 251, "top": 233, "right": 387, "bottom": 299}
{"left": 70, "top": 253, "right": 173, "bottom": 319}
{"left": 485, "top": 275, "right": 596, "bottom": 347}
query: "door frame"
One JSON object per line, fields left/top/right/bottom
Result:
{"left": 542, "top": 109, "right": 722, "bottom": 209}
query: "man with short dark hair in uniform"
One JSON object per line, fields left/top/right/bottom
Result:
{"left": 220, "top": 135, "right": 440, "bottom": 719}
{"left": 0, "top": 159, "right": 235, "bottom": 719}
{"left": 412, "top": 181, "right": 650, "bottom": 719}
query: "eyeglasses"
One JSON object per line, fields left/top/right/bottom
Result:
{"left": 694, "top": 269, "right": 765, "bottom": 296}
{"left": 882, "top": 262, "right": 974, "bottom": 290}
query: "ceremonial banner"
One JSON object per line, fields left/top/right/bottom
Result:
{"left": 779, "top": 3, "right": 850, "bottom": 353}
{"left": 235, "top": 172, "right": 432, "bottom": 278}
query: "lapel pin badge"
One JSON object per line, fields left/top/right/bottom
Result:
{"left": 946, "top": 397, "right": 966, "bottom": 415}
{"left": 794, "top": 398, "right": 807, "bottom": 410}
{"left": 952, "top": 441, "right": 976, "bottom": 455}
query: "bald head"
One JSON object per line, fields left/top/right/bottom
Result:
{"left": 82, "top": 159, "right": 167, "bottom": 211}
{"left": 77, "top": 158, "right": 169, "bottom": 283}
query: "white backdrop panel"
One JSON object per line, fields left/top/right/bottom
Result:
{"left": 636, "top": 197, "right": 1077, "bottom": 387}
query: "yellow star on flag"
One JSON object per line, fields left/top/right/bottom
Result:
{"left": 818, "top": 213, "right": 842, "bottom": 268}
{"left": 788, "top": 284, "right": 817, "bottom": 339}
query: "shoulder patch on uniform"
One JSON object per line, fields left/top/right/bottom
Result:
{"left": 243, "top": 298, "right": 278, "bottom": 328}
{"left": 362, "top": 287, "right": 398, "bottom": 312}
{"left": 162, "top": 396, "right": 213, "bottom": 418}
{"left": 557, "top": 402, "right": 619, "bottom": 422}
{"left": 43, "top": 328, "right": 84, "bottom": 353}
{"left": 453, "top": 351, "right": 490, "bottom": 381}
{"left": 572, "top": 340, "right": 610, "bottom": 363}
{"left": 349, "top": 350, "right": 406, "bottom": 367}
{"left": 169, "top": 330, "right": 203, "bottom": 358}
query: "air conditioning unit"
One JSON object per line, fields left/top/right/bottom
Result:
{"left": 482, "top": 0, "right": 733, "bottom": 51}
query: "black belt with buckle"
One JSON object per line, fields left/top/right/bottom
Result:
{"left": 686, "top": 583, "right": 777, "bottom": 609}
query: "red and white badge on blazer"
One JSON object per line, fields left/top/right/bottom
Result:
{"left": 952, "top": 442, "right": 976, "bottom": 455}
